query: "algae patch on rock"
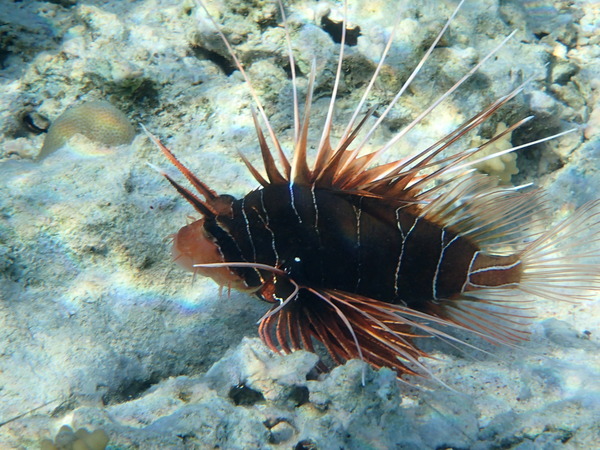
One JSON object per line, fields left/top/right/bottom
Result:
{"left": 40, "top": 425, "right": 108, "bottom": 450}
{"left": 471, "top": 122, "right": 519, "bottom": 183}
{"left": 39, "top": 101, "right": 135, "bottom": 159}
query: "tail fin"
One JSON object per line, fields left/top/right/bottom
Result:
{"left": 519, "top": 199, "right": 600, "bottom": 302}
{"left": 429, "top": 200, "right": 600, "bottom": 346}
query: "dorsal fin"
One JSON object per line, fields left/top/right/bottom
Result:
{"left": 143, "top": 125, "right": 218, "bottom": 217}
{"left": 142, "top": 124, "right": 217, "bottom": 201}
{"left": 250, "top": 108, "right": 287, "bottom": 185}
{"left": 193, "top": 0, "right": 573, "bottom": 208}
{"left": 290, "top": 59, "right": 316, "bottom": 185}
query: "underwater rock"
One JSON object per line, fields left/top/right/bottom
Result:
{"left": 0, "top": 0, "right": 599, "bottom": 449}
{"left": 36, "top": 339, "right": 477, "bottom": 448}
{"left": 25, "top": 337, "right": 593, "bottom": 449}
{"left": 204, "top": 337, "right": 319, "bottom": 407}
{"left": 39, "top": 101, "right": 135, "bottom": 159}
{"left": 475, "top": 397, "right": 600, "bottom": 449}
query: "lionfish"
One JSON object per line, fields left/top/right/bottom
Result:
{"left": 145, "top": 0, "right": 600, "bottom": 379}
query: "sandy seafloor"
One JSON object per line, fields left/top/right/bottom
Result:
{"left": 1, "top": 0, "right": 599, "bottom": 448}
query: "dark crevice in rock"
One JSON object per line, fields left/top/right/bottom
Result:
{"left": 320, "top": 15, "right": 361, "bottom": 46}
{"left": 192, "top": 45, "right": 236, "bottom": 76}
{"left": 228, "top": 383, "right": 265, "bottom": 406}
{"left": 102, "top": 375, "right": 159, "bottom": 405}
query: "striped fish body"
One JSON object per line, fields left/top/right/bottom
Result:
{"left": 208, "top": 184, "right": 521, "bottom": 311}
{"left": 147, "top": 0, "right": 600, "bottom": 377}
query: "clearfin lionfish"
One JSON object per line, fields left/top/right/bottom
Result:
{"left": 144, "top": 0, "right": 600, "bottom": 379}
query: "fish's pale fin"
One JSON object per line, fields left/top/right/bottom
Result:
{"left": 276, "top": 0, "right": 300, "bottom": 144}
{"left": 313, "top": 0, "right": 348, "bottom": 173}
{"left": 428, "top": 293, "right": 536, "bottom": 345}
{"left": 430, "top": 200, "right": 600, "bottom": 344}
{"left": 518, "top": 199, "right": 600, "bottom": 302}
{"left": 336, "top": 0, "right": 468, "bottom": 180}
{"left": 314, "top": 107, "right": 376, "bottom": 187}
{"left": 419, "top": 174, "right": 549, "bottom": 251}
{"left": 338, "top": 14, "right": 397, "bottom": 144}
{"left": 399, "top": 116, "right": 532, "bottom": 199}
{"left": 333, "top": 73, "right": 532, "bottom": 198}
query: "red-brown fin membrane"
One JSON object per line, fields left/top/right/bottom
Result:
{"left": 258, "top": 288, "right": 430, "bottom": 378}
{"left": 142, "top": 125, "right": 218, "bottom": 217}
{"left": 323, "top": 0, "right": 468, "bottom": 189}
{"left": 141, "top": 124, "right": 217, "bottom": 201}
{"left": 248, "top": 108, "right": 287, "bottom": 185}
{"left": 257, "top": 286, "right": 524, "bottom": 381}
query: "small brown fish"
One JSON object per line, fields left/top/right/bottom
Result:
{"left": 145, "top": 0, "right": 600, "bottom": 378}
